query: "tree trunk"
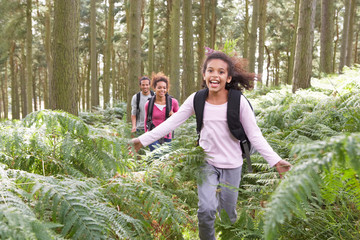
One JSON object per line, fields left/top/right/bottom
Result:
{"left": 148, "top": 0, "right": 154, "bottom": 76}
{"left": 32, "top": 68, "right": 37, "bottom": 111}
{"left": 320, "top": 0, "right": 334, "bottom": 74}
{"left": 52, "top": 0, "right": 79, "bottom": 116}
{"left": 45, "top": 0, "right": 52, "bottom": 109}
{"left": 345, "top": 0, "right": 356, "bottom": 67}
{"left": 90, "top": 0, "right": 99, "bottom": 108}
{"left": 3, "top": 60, "right": 9, "bottom": 119}
{"left": 103, "top": 0, "right": 114, "bottom": 107}
{"left": 333, "top": 8, "right": 340, "bottom": 73}
{"left": 197, "top": 0, "right": 206, "bottom": 89}
{"left": 10, "top": 42, "right": 19, "bottom": 119}
{"left": 164, "top": 0, "right": 171, "bottom": 76}
{"left": 249, "top": 0, "right": 259, "bottom": 73}
{"left": 209, "top": 0, "right": 217, "bottom": 49}
{"left": 127, "top": 0, "right": 142, "bottom": 121}
{"left": 292, "top": 0, "right": 317, "bottom": 93}
{"left": 26, "top": 0, "right": 33, "bottom": 115}
{"left": 182, "top": 0, "right": 194, "bottom": 102}
{"left": 287, "top": 0, "right": 300, "bottom": 85}
{"left": 339, "top": 0, "right": 351, "bottom": 73}
{"left": 170, "top": 0, "right": 180, "bottom": 100}
{"left": 243, "top": 0, "right": 250, "bottom": 58}
{"left": 257, "top": 0, "right": 267, "bottom": 87}
{"left": 21, "top": 43, "right": 27, "bottom": 118}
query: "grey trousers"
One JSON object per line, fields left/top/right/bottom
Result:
{"left": 197, "top": 163, "right": 242, "bottom": 240}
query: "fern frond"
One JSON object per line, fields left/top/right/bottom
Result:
{"left": 264, "top": 133, "right": 360, "bottom": 240}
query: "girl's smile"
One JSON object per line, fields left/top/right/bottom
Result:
{"left": 203, "top": 59, "right": 232, "bottom": 94}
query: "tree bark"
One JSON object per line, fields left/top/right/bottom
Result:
{"left": 345, "top": 0, "right": 356, "bottom": 66}
{"left": 10, "top": 42, "right": 20, "bottom": 119}
{"left": 127, "top": 0, "right": 142, "bottom": 121}
{"left": 148, "top": 0, "right": 155, "bottom": 76}
{"left": 243, "top": 0, "right": 250, "bottom": 58}
{"left": 197, "top": 0, "right": 206, "bottom": 89}
{"left": 170, "top": 0, "right": 180, "bottom": 100}
{"left": 103, "top": 0, "right": 114, "bottom": 107}
{"left": 21, "top": 43, "right": 27, "bottom": 118}
{"left": 45, "top": 0, "right": 52, "bottom": 109}
{"left": 288, "top": 0, "right": 300, "bottom": 85}
{"left": 292, "top": 0, "right": 317, "bottom": 93}
{"left": 257, "top": 0, "right": 267, "bottom": 87}
{"left": 339, "top": 0, "right": 351, "bottom": 73}
{"left": 2, "top": 60, "right": 9, "bottom": 119}
{"left": 26, "top": 0, "right": 33, "bottom": 115}
{"left": 249, "top": 0, "right": 259, "bottom": 73}
{"left": 182, "top": 0, "right": 194, "bottom": 102}
{"left": 209, "top": 0, "right": 217, "bottom": 49}
{"left": 320, "top": 0, "right": 334, "bottom": 74}
{"left": 90, "top": 0, "right": 99, "bottom": 108}
{"left": 52, "top": 0, "right": 79, "bottom": 116}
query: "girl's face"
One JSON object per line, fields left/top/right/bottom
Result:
{"left": 154, "top": 81, "right": 168, "bottom": 98}
{"left": 203, "top": 59, "right": 232, "bottom": 94}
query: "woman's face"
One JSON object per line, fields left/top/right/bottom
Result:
{"left": 154, "top": 81, "right": 168, "bottom": 98}
{"left": 203, "top": 59, "right": 232, "bottom": 94}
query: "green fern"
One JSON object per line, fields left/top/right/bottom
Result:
{"left": 264, "top": 133, "right": 360, "bottom": 240}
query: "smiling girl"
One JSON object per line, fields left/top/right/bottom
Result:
{"left": 132, "top": 51, "right": 291, "bottom": 239}
{"left": 144, "top": 72, "right": 179, "bottom": 151}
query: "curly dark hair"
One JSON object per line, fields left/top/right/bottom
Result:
{"left": 201, "top": 51, "right": 255, "bottom": 90}
{"left": 151, "top": 72, "right": 170, "bottom": 89}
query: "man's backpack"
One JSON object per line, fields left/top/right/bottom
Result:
{"left": 146, "top": 93, "right": 173, "bottom": 131}
{"left": 136, "top": 90, "right": 154, "bottom": 117}
{"left": 193, "top": 88, "right": 256, "bottom": 172}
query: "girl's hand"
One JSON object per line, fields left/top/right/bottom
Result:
{"left": 275, "top": 160, "right": 292, "bottom": 179}
{"left": 169, "top": 110, "right": 174, "bottom": 116}
{"left": 130, "top": 138, "right": 143, "bottom": 152}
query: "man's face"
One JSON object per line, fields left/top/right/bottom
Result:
{"left": 140, "top": 79, "right": 150, "bottom": 94}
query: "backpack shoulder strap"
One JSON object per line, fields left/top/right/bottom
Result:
{"left": 146, "top": 95, "right": 156, "bottom": 131}
{"left": 165, "top": 93, "right": 172, "bottom": 119}
{"left": 193, "top": 88, "right": 209, "bottom": 134}
{"left": 136, "top": 92, "right": 141, "bottom": 111}
{"left": 227, "top": 88, "right": 253, "bottom": 172}
{"left": 227, "top": 89, "right": 246, "bottom": 141}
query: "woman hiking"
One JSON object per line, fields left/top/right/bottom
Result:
{"left": 131, "top": 51, "right": 291, "bottom": 240}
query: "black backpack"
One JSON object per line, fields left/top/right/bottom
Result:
{"left": 136, "top": 90, "right": 154, "bottom": 117}
{"left": 146, "top": 93, "right": 173, "bottom": 131}
{"left": 193, "top": 88, "right": 255, "bottom": 172}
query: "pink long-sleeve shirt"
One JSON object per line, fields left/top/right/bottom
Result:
{"left": 139, "top": 92, "right": 281, "bottom": 169}
{"left": 144, "top": 97, "right": 179, "bottom": 139}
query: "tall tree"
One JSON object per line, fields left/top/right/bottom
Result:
{"left": 209, "top": 0, "right": 217, "bottom": 49}
{"left": 287, "top": 0, "right": 300, "bottom": 84}
{"left": 170, "top": 0, "right": 180, "bottom": 100}
{"left": 197, "top": 0, "right": 206, "bottom": 89}
{"left": 257, "top": 0, "right": 267, "bottom": 87}
{"left": 103, "top": 0, "right": 114, "bottom": 107}
{"left": 90, "top": 0, "right": 99, "bottom": 108}
{"left": 243, "top": 0, "right": 250, "bottom": 59}
{"left": 26, "top": 0, "right": 33, "bottom": 115}
{"left": 10, "top": 41, "right": 20, "bottom": 119}
{"left": 339, "top": 0, "right": 351, "bottom": 73}
{"left": 320, "top": 0, "right": 334, "bottom": 74}
{"left": 21, "top": 43, "right": 27, "bottom": 118}
{"left": 249, "top": 0, "right": 259, "bottom": 73}
{"left": 292, "top": 0, "right": 317, "bottom": 93}
{"left": 45, "top": 0, "right": 52, "bottom": 109}
{"left": 148, "top": 0, "right": 154, "bottom": 76}
{"left": 182, "top": 0, "right": 194, "bottom": 102}
{"left": 51, "top": 0, "right": 79, "bottom": 115}
{"left": 127, "top": 0, "right": 142, "bottom": 121}
{"left": 345, "top": 0, "right": 356, "bottom": 66}
{"left": 2, "top": 60, "right": 8, "bottom": 118}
